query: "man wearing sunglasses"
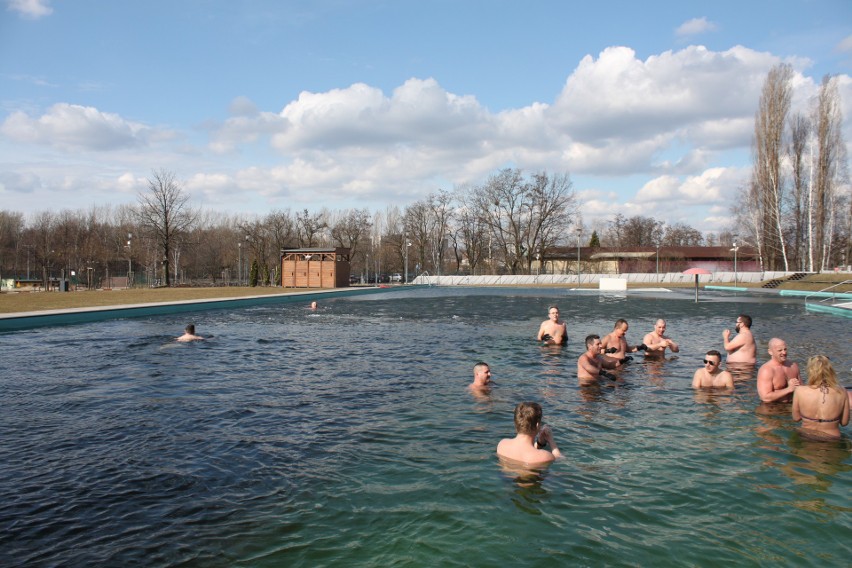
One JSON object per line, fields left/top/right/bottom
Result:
{"left": 692, "top": 350, "right": 734, "bottom": 389}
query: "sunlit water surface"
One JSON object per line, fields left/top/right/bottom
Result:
{"left": 1, "top": 287, "right": 851, "bottom": 566}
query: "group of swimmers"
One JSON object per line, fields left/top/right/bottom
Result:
{"left": 474, "top": 305, "right": 851, "bottom": 466}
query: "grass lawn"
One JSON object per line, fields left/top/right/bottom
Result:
{"left": 0, "top": 286, "right": 320, "bottom": 314}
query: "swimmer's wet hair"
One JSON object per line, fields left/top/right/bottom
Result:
{"left": 585, "top": 334, "right": 600, "bottom": 348}
{"left": 514, "top": 401, "right": 542, "bottom": 435}
{"left": 738, "top": 314, "right": 752, "bottom": 327}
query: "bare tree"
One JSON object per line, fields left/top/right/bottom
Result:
{"left": 662, "top": 222, "right": 704, "bottom": 246}
{"left": 296, "top": 209, "right": 327, "bottom": 247}
{"left": 454, "top": 187, "right": 488, "bottom": 274}
{"left": 137, "top": 169, "right": 196, "bottom": 286}
{"left": 751, "top": 63, "right": 793, "bottom": 271}
{"left": 470, "top": 168, "right": 576, "bottom": 274}
{"left": 521, "top": 172, "right": 577, "bottom": 272}
{"left": 427, "top": 190, "right": 454, "bottom": 275}
{"left": 329, "top": 208, "right": 372, "bottom": 259}
{"left": 606, "top": 215, "right": 664, "bottom": 247}
{"left": 0, "top": 211, "right": 24, "bottom": 283}
{"left": 788, "top": 112, "right": 810, "bottom": 270}
{"left": 811, "top": 75, "right": 846, "bottom": 270}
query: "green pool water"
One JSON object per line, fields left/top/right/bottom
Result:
{"left": 1, "top": 287, "right": 850, "bottom": 566}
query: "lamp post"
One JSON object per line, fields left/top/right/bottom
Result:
{"left": 404, "top": 239, "right": 411, "bottom": 284}
{"left": 731, "top": 241, "right": 739, "bottom": 287}
{"left": 238, "top": 242, "right": 242, "bottom": 286}
{"left": 126, "top": 233, "right": 133, "bottom": 288}
{"left": 576, "top": 227, "right": 582, "bottom": 286}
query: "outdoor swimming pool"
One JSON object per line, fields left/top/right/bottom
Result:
{"left": 1, "top": 287, "right": 850, "bottom": 566}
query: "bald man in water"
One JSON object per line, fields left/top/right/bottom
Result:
{"left": 643, "top": 319, "right": 679, "bottom": 359}
{"left": 756, "top": 338, "right": 801, "bottom": 403}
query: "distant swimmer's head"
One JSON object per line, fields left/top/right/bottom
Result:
{"left": 185, "top": 324, "right": 195, "bottom": 335}
{"left": 548, "top": 305, "right": 560, "bottom": 320}
{"left": 310, "top": 301, "right": 317, "bottom": 309}
{"left": 736, "top": 314, "right": 752, "bottom": 329}
{"left": 513, "top": 401, "right": 542, "bottom": 436}
{"left": 473, "top": 361, "right": 492, "bottom": 386}
{"left": 614, "top": 319, "right": 628, "bottom": 335}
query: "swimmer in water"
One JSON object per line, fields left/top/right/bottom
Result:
{"left": 577, "top": 334, "right": 620, "bottom": 384}
{"left": 722, "top": 314, "right": 756, "bottom": 365}
{"left": 600, "top": 319, "right": 647, "bottom": 361}
{"left": 469, "top": 361, "right": 492, "bottom": 393}
{"left": 756, "top": 338, "right": 801, "bottom": 403}
{"left": 692, "top": 350, "right": 734, "bottom": 389}
{"left": 496, "top": 401, "right": 562, "bottom": 464}
{"left": 310, "top": 301, "right": 317, "bottom": 310}
{"left": 177, "top": 324, "right": 204, "bottom": 342}
{"left": 537, "top": 305, "right": 568, "bottom": 345}
{"left": 642, "top": 319, "right": 679, "bottom": 359}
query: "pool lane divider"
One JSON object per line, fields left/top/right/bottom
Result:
{"left": 0, "top": 286, "right": 397, "bottom": 332}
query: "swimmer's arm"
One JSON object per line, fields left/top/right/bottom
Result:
{"left": 722, "top": 330, "right": 744, "bottom": 353}
{"left": 841, "top": 394, "right": 850, "bottom": 427}
{"left": 667, "top": 338, "right": 679, "bottom": 353}
{"left": 538, "top": 425, "right": 562, "bottom": 459}
{"left": 536, "top": 322, "right": 547, "bottom": 341}
{"left": 722, "top": 372, "right": 734, "bottom": 389}
{"left": 692, "top": 369, "right": 702, "bottom": 389}
{"left": 757, "top": 369, "right": 798, "bottom": 403}
{"left": 600, "top": 355, "right": 619, "bottom": 370}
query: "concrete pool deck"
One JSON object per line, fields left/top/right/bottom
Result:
{"left": 0, "top": 287, "right": 392, "bottom": 332}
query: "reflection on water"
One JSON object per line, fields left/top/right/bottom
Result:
{"left": 783, "top": 433, "right": 852, "bottom": 492}
{"left": 1, "top": 287, "right": 850, "bottom": 566}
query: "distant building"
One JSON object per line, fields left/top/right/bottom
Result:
{"left": 540, "top": 246, "right": 761, "bottom": 275}
{"left": 281, "top": 248, "right": 351, "bottom": 288}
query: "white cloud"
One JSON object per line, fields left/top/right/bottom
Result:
{"left": 0, "top": 103, "right": 156, "bottom": 151}
{"left": 636, "top": 167, "right": 747, "bottom": 204}
{"left": 551, "top": 45, "right": 777, "bottom": 144}
{"left": 836, "top": 35, "right": 852, "bottom": 53}
{"left": 4, "top": 44, "right": 851, "bottom": 232}
{"left": 6, "top": 0, "right": 52, "bottom": 19}
{"left": 675, "top": 17, "right": 717, "bottom": 38}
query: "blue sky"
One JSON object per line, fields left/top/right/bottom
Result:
{"left": 1, "top": 0, "right": 851, "bottom": 236}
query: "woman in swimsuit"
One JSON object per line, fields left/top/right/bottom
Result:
{"left": 792, "top": 355, "right": 850, "bottom": 439}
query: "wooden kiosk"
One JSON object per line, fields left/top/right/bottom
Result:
{"left": 281, "top": 248, "right": 351, "bottom": 288}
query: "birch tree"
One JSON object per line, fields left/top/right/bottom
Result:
{"left": 811, "top": 75, "right": 845, "bottom": 270}
{"left": 751, "top": 63, "right": 792, "bottom": 271}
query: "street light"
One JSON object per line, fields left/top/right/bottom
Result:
{"left": 126, "top": 233, "right": 133, "bottom": 289}
{"left": 730, "top": 241, "right": 739, "bottom": 287}
{"left": 404, "top": 239, "right": 412, "bottom": 284}
{"left": 238, "top": 242, "right": 242, "bottom": 286}
{"left": 576, "top": 227, "right": 582, "bottom": 286}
